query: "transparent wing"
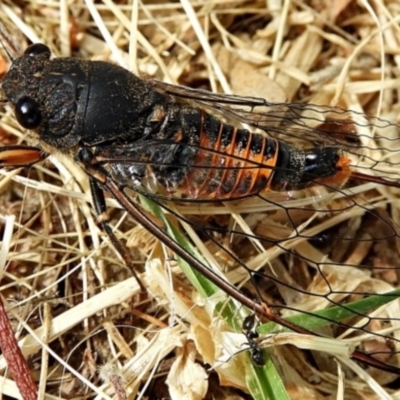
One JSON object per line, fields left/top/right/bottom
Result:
{"left": 152, "top": 80, "right": 400, "bottom": 154}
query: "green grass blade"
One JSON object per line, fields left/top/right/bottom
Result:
{"left": 260, "top": 289, "right": 400, "bottom": 334}
{"left": 246, "top": 355, "right": 290, "bottom": 400}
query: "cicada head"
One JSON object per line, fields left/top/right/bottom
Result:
{"left": 2, "top": 43, "right": 85, "bottom": 151}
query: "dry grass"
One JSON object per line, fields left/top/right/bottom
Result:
{"left": 1, "top": 0, "right": 400, "bottom": 399}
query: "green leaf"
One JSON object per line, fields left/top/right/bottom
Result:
{"left": 260, "top": 289, "right": 400, "bottom": 334}
{"left": 246, "top": 354, "right": 290, "bottom": 400}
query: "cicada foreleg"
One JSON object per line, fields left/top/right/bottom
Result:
{"left": 0, "top": 145, "right": 47, "bottom": 169}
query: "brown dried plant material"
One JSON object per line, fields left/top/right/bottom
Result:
{"left": 166, "top": 341, "right": 208, "bottom": 400}
{"left": 99, "top": 362, "right": 127, "bottom": 400}
{"left": 212, "top": 43, "right": 287, "bottom": 102}
{"left": 328, "top": 0, "right": 355, "bottom": 22}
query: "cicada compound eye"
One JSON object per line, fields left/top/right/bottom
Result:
{"left": 24, "top": 43, "right": 51, "bottom": 58}
{"left": 15, "top": 96, "right": 42, "bottom": 130}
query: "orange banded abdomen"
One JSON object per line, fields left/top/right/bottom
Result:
{"left": 179, "top": 110, "right": 351, "bottom": 199}
{"left": 180, "top": 111, "right": 279, "bottom": 199}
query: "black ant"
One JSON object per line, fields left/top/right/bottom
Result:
{"left": 242, "top": 314, "right": 265, "bottom": 367}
